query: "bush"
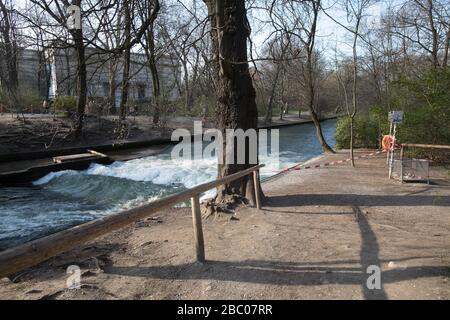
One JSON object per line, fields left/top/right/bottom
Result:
{"left": 336, "top": 69, "right": 450, "bottom": 160}
{"left": 172, "top": 94, "right": 216, "bottom": 117}
{"left": 0, "top": 87, "right": 42, "bottom": 113}
{"left": 335, "top": 115, "right": 379, "bottom": 150}
{"left": 53, "top": 96, "right": 77, "bottom": 116}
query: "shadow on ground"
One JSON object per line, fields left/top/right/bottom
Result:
{"left": 104, "top": 194, "right": 449, "bottom": 300}
{"left": 268, "top": 194, "right": 450, "bottom": 207}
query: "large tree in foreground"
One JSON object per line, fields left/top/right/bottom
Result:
{"left": 204, "top": 0, "right": 261, "bottom": 207}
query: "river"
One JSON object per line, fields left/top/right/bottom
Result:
{"left": 0, "top": 119, "right": 336, "bottom": 250}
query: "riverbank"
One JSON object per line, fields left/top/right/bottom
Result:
{"left": 0, "top": 114, "right": 336, "bottom": 182}
{"left": 0, "top": 113, "right": 328, "bottom": 157}
{"left": 1, "top": 150, "right": 448, "bottom": 300}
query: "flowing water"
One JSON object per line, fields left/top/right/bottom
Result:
{"left": 0, "top": 119, "right": 336, "bottom": 250}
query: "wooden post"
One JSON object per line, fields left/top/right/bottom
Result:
{"left": 400, "top": 145, "right": 404, "bottom": 184}
{"left": 191, "top": 195, "right": 205, "bottom": 263}
{"left": 253, "top": 170, "right": 262, "bottom": 210}
{"left": 389, "top": 124, "right": 397, "bottom": 179}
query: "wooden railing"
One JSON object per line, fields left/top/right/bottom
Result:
{"left": 401, "top": 144, "right": 450, "bottom": 150}
{"left": 0, "top": 164, "right": 264, "bottom": 278}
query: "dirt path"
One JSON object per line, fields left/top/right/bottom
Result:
{"left": 0, "top": 151, "right": 448, "bottom": 300}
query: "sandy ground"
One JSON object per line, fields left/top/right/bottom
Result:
{"left": 0, "top": 150, "right": 448, "bottom": 300}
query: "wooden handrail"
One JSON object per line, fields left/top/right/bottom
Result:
{"left": 0, "top": 164, "right": 264, "bottom": 278}
{"left": 401, "top": 144, "right": 450, "bottom": 150}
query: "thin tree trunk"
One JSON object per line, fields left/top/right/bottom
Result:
{"left": 264, "top": 64, "right": 281, "bottom": 124}
{"left": 442, "top": 26, "right": 450, "bottom": 68}
{"left": 304, "top": 1, "right": 335, "bottom": 154}
{"left": 306, "top": 54, "right": 334, "bottom": 154}
{"left": 119, "top": 1, "right": 131, "bottom": 121}
{"left": 72, "top": 28, "right": 87, "bottom": 139}
{"left": 426, "top": 0, "right": 439, "bottom": 69}
{"left": 0, "top": 0, "right": 18, "bottom": 92}
{"left": 350, "top": 11, "right": 361, "bottom": 167}
{"left": 108, "top": 64, "right": 117, "bottom": 113}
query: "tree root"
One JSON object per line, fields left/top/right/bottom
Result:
{"left": 202, "top": 194, "right": 250, "bottom": 221}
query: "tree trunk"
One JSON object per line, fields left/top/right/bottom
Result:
{"left": 264, "top": 64, "right": 281, "bottom": 124}
{"left": 119, "top": 1, "right": 132, "bottom": 121}
{"left": 426, "top": 0, "right": 439, "bottom": 69}
{"left": 0, "top": 0, "right": 18, "bottom": 92}
{"left": 108, "top": 58, "right": 117, "bottom": 114}
{"left": 147, "top": 23, "right": 161, "bottom": 126}
{"left": 72, "top": 28, "right": 87, "bottom": 139}
{"left": 442, "top": 26, "right": 450, "bottom": 68}
{"left": 311, "top": 108, "right": 334, "bottom": 154}
{"left": 304, "top": 1, "right": 335, "bottom": 154}
{"left": 306, "top": 54, "right": 334, "bottom": 154}
{"left": 205, "top": 0, "right": 262, "bottom": 206}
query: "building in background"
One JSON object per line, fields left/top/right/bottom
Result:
{"left": 46, "top": 47, "right": 181, "bottom": 113}
{"left": 1, "top": 45, "right": 181, "bottom": 114}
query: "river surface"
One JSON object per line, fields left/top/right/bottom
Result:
{"left": 0, "top": 119, "right": 336, "bottom": 250}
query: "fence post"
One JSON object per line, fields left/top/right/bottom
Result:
{"left": 253, "top": 170, "right": 262, "bottom": 210}
{"left": 400, "top": 146, "right": 404, "bottom": 184}
{"left": 191, "top": 195, "right": 205, "bottom": 263}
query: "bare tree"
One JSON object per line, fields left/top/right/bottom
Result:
{"left": 345, "top": 0, "right": 371, "bottom": 166}
{"left": 263, "top": 35, "right": 289, "bottom": 124}
{"left": 137, "top": 0, "right": 161, "bottom": 125}
{"left": 0, "top": 0, "right": 19, "bottom": 92}
{"left": 268, "top": 0, "right": 335, "bottom": 153}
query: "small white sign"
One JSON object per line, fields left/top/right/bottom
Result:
{"left": 389, "top": 111, "right": 404, "bottom": 124}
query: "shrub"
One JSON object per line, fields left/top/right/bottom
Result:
{"left": 335, "top": 115, "right": 379, "bottom": 150}
{"left": 0, "top": 87, "right": 42, "bottom": 113}
{"left": 53, "top": 96, "right": 77, "bottom": 116}
{"left": 336, "top": 69, "right": 450, "bottom": 160}
{"left": 172, "top": 94, "right": 216, "bottom": 117}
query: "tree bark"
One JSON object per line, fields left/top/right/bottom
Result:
{"left": 204, "top": 0, "right": 262, "bottom": 206}
{"left": 119, "top": 0, "right": 132, "bottom": 121}
{"left": 0, "top": 0, "right": 18, "bottom": 92}
{"left": 264, "top": 63, "right": 281, "bottom": 124}
{"left": 304, "top": 0, "right": 335, "bottom": 154}
{"left": 72, "top": 27, "right": 87, "bottom": 139}
{"left": 108, "top": 62, "right": 117, "bottom": 113}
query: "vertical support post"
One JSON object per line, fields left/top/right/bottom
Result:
{"left": 190, "top": 195, "right": 205, "bottom": 263}
{"left": 389, "top": 124, "right": 397, "bottom": 179}
{"left": 253, "top": 170, "right": 262, "bottom": 210}
{"left": 400, "top": 145, "right": 404, "bottom": 184}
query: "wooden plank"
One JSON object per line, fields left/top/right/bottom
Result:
{"left": 0, "top": 164, "right": 264, "bottom": 278}
{"left": 53, "top": 153, "right": 101, "bottom": 164}
{"left": 191, "top": 195, "right": 205, "bottom": 263}
{"left": 87, "top": 149, "right": 108, "bottom": 158}
{"left": 402, "top": 144, "right": 450, "bottom": 150}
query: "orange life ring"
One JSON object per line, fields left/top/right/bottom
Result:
{"left": 382, "top": 135, "right": 394, "bottom": 152}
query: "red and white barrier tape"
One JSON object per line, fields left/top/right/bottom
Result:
{"left": 282, "top": 150, "right": 387, "bottom": 173}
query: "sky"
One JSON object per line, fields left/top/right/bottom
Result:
{"left": 248, "top": 0, "right": 387, "bottom": 60}
{"left": 13, "top": 0, "right": 395, "bottom": 60}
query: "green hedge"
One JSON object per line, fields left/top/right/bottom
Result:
{"left": 335, "top": 115, "right": 379, "bottom": 150}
